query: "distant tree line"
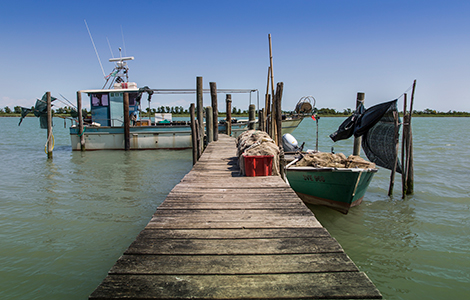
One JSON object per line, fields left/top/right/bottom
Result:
{"left": 1, "top": 105, "right": 470, "bottom": 117}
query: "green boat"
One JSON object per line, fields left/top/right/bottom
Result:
{"left": 286, "top": 164, "right": 377, "bottom": 214}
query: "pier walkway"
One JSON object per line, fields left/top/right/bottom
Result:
{"left": 90, "top": 134, "right": 382, "bottom": 299}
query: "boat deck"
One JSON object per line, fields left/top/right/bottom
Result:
{"left": 89, "top": 134, "right": 382, "bottom": 299}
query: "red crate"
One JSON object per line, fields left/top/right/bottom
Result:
{"left": 243, "top": 155, "right": 274, "bottom": 176}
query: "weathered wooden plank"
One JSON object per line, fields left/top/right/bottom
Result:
{"left": 109, "top": 253, "right": 359, "bottom": 275}
{"left": 157, "top": 202, "right": 306, "bottom": 210}
{"left": 89, "top": 272, "right": 382, "bottom": 299}
{"left": 146, "top": 216, "right": 322, "bottom": 229}
{"left": 124, "top": 236, "right": 341, "bottom": 255}
{"left": 153, "top": 209, "right": 314, "bottom": 217}
{"left": 132, "top": 228, "right": 330, "bottom": 239}
{"left": 167, "top": 189, "right": 299, "bottom": 196}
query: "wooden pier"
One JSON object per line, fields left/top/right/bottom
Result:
{"left": 90, "top": 135, "right": 382, "bottom": 299}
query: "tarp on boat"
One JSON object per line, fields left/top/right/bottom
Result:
{"left": 330, "top": 99, "right": 402, "bottom": 173}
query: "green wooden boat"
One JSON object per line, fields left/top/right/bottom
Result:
{"left": 286, "top": 165, "right": 377, "bottom": 214}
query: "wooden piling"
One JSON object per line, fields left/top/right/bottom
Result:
{"left": 275, "top": 82, "right": 284, "bottom": 147}
{"left": 401, "top": 93, "right": 408, "bottom": 198}
{"left": 388, "top": 111, "right": 400, "bottom": 196}
{"left": 46, "top": 92, "right": 53, "bottom": 159}
{"left": 196, "top": 77, "right": 204, "bottom": 153}
{"left": 190, "top": 103, "right": 198, "bottom": 165}
{"left": 123, "top": 93, "right": 130, "bottom": 151}
{"left": 406, "top": 80, "right": 416, "bottom": 195}
{"left": 259, "top": 108, "right": 265, "bottom": 132}
{"left": 226, "top": 94, "right": 232, "bottom": 136}
{"left": 206, "top": 106, "right": 213, "bottom": 145}
{"left": 353, "top": 92, "right": 365, "bottom": 156}
{"left": 77, "top": 91, "right": 85, "bottom": 151}
{"left": 210, "top": 82, "right": 218, "bottom": 141}
{"left": 248, "top": 104, "right": 256, "bottom": 130}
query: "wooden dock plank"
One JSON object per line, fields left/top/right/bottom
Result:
{"left": 89, "top": 134, "right": 382, "bottom": 299}
{"left": 109, "top": 253, "right": 359, "bottom": 275}
{"left": 90, "top": 273, "right": 381, "bottom": 299}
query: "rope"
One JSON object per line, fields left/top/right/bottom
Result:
{"left": 44, "top": 130, "right": 55, "bottom": 154}
{"left": 78, "top": 126, "right": 86, "bottom": 137}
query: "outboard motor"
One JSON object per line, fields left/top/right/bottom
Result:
{"left": 282, "top": 133, "right": 300, "bottom": 152}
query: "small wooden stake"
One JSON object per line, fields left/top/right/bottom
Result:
{"left": 46, "top": 92, "right": 53, "bottom": 159}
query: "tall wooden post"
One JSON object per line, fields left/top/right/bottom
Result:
{"left": 388, "top": 111, "right": 400, "bottom": 196}
{"left": 401, "top": 93, "right": 408, "bottom": 198}
{"left": 265, "top": 66, "right": 271, "bottom": 135}
{"left": 406, "top": 80, "right": 416, "bottom": 194}
{"left": 46, "top": 92, "right": 53, "bottom": 159}
{"left": 196, "top": 76, "right": 204, "bottom": 153}
{"left": 275, "top": 82, "right": 283, "bottom": 147}
{"left": 123, "top": 93, "right": 130, "bottom": 150}
{"left": 248, "top": 104, "right": 256, "bottom": 130}
{"left": 190, "top": 103, "right": 198, "bottom": 165}
{"left": 206, "top": 106, "right": 213, "bottom": 145}
{"left": 226, "top": 94, "right": 232, "bottom": 136}
{"left": 210, "top": 82, "right": 218, "bottom": 141}
{"left": 77, "top": 91, "right": 85, "bottom": 151}
{"left": 353, "top": 92, "right": 365, "bottom": 156}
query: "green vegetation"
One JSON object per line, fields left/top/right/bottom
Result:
{"left": 2, "top": 105, "right": 470, "bottom": 117}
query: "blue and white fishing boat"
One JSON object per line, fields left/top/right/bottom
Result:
{"left": 70, "top": 55, "right": 304, "bottom": 150}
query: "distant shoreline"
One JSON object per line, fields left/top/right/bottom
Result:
{"left": 1, "top": 113, "right": 470, "bottom": 118}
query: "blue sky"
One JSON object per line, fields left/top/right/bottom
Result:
{"left": 1, "top": 0, "right": 469, "bottom": 112}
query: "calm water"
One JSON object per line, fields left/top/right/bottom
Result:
{"left": 0, "top": 116, "right": 469, "bottom": 299}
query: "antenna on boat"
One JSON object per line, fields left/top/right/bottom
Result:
{"left": 107, "top": 37, "right": 115, "bottom": 58}
{"left": 84, "top": 20, "right": 106, "bottom": 78}
{"left": 121, "top": 25, "right": 127, "bottom": 56}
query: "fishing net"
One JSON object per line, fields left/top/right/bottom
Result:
{"left": 330, "top": 99, "right": 402, "bottom": 173}
{"left": 361, "top": 101, "right": 403, "bottom": 173}
{"left": 18, "top": 93, "right": 56, "bottom": 128}
{"left": 295, "top": 152, "right": 376, "bottom": 169}
{"left": 236, "top": 130, "right": 280, "bottom": 175}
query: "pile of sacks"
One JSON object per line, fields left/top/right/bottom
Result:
{"left": 236, "top": 130, "right": 280, "bottom": 175}
{"left": 295, "top": 152, "right": 376, "bottom": 169}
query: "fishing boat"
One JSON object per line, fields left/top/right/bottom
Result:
{"left": 284, "top": 98, "right": 401, "bottom": 214}
{"left": 285, "top": 152, "right": 377, "bottom": 214}
{"left": 70, "top": 55, "right": 304, "bottom": 150}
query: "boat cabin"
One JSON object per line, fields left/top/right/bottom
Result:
{"left": 83, "top": 85, "right": 141, "bottom": 127}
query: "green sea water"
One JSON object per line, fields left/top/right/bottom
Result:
{"left": 0, "top": 116, "right": 468, "bottom": 299}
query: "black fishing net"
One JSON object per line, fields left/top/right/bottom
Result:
{"left": 361, "top": 100, "right": 402, "bottom": 173}
{"left": 330, "top": 99, "right": 402, "bottom": 173}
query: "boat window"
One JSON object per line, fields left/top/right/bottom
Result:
{"left": 91, "top": 94, "right": 109, "bottom": 107}
{"left": 129, "top": 93, "right": 137, "bottom": 106}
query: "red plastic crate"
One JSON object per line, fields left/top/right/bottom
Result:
{"left": 243, "top": 155, "right": 274, "bottom": 176}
